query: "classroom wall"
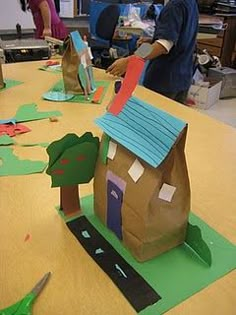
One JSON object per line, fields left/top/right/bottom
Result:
{"left": 0, "top": 0, "right": 34, "bottom": 30}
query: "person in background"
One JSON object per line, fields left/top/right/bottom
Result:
{"left": 19, "top": 0, "right": 68, "bottom": 40}
{"left": 106, "top": 0, "right": 199, "bottom": 104}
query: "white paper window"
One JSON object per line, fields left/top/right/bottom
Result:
{"left": 107, "top": 141, "right": 117, "bottom": 160}
{"left": 128, "top": 159, "right": 144, "bottom": 183}
{"left": 158, "top": 183, "right": 176, "bottom": 202}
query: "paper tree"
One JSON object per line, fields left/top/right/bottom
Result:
{"left": 62, "top": 31, "right": 96, "bottom": 98}
{"left": 46, "top": 132, "right": 99, "bottom": 217}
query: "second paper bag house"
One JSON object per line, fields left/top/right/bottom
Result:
{"left": 94, "top": 96, "right": 191, "bottom": 262}
{"left": 62, "top": 31, "right": 95, "bottom": 96}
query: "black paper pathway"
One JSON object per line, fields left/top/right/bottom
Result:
{"left": 67, "top": 216, "right": 161, "bottom": 312}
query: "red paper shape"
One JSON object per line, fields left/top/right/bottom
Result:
{"left": 60, "top": 159, "right": 70, "bottom": 165}
{"left": 108, "top": 56, "right": 145, "bottom": 115}
{"left": 24, "top": 233, "right": 31, "bottom": 242}
{"left": 92, "top": 86, "right": 105, "bottom": 104}
{"left": 76, "top": 155, "right": 86, "bottom": 161}
{"left": 0, "top": 123, "right": 31, "bottom": 137}
{"left": 46, "top": 60, "right": 60, "bottom": 66}
{"left": 51, "top": 169, "right": 65, "bottom": 175}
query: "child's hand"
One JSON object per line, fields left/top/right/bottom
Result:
{"left": 42, "top": 28, "right": 52, "bottom": 38}
{"left": 106, "top": 58, "right": 129, "bottom": 77}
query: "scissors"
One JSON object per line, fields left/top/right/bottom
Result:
{"left": 0, "top": 272, "right": 51, "bottom": 315}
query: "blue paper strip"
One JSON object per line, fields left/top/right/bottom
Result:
{"left": 0, "top": 119, "right": 16, "bottom": 125}
{"left": 70, "top": 31, "right": 87, "bottom": 53}
{"left": 95, "top": 96, "right": 186, "bottom": 168}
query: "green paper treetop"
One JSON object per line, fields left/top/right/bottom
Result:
{"left": 46, "top": 132, "right": 99, "bottom": 187}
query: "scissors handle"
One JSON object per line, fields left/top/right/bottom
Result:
{"left": 0, "top": 272, "right": 50, "bottom": 315}
{"left": 0, "top": 293, "right": 35, "bottom": 315}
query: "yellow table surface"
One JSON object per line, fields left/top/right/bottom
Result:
{"left": 0, "top": 61, "right": 235, "bottom": 315}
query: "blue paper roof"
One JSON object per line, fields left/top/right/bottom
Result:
{"left": 70, "top": 31, "right": 87, "bottom": 53}
{"left": 95, "top": 96, "right": 187, "bottom": 168}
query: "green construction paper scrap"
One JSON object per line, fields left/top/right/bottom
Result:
{"left": 0, "top": 147, "right": 47, "bottom": 176}
{"left": 14, "top": 103, "right": 62, "bottom": 123}
{"left": 46, "top": 133, "right": 99, "bottom": 187}
{"left": 19, "top": 142, "right": 49, "bottom": 148}
{"left": 186, "top": 223, "right": 212, "bottom": 266}
{"left": 80, "top": 195, "right": 236, "bottom": 315}
{"left": 0, "top": 136, "right": 48, "bottom": 148}
{"left": 100, "top": 134, "right": 110, "bottom": 164}
{"left": 0, "top": 135, "right": 15, "bottom": 146}
{"left": 0, "top": 79, "right": 23, "bottom": 91}
{"left": 50, "top": 80, "right": 110, "bottom": 104}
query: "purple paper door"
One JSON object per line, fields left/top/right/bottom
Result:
{"left": 107, "top": 179, "right": 123, "bottom": 240}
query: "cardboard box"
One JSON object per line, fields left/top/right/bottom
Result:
{"left": 187, "top": 79, "right": 222, "bottom": 110}
{"left": 208, "top": 67, "right": 236, "bottom": 99}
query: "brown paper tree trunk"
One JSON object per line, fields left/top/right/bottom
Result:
{"left": 60, "top": 185, "right": 81, "bottom": 216}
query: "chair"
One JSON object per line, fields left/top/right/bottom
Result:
{"left": 96, "top": 4, "right": 121, "bottom": 48}
{"left": 90, "top": 4, "right": 131, "bottom": 68}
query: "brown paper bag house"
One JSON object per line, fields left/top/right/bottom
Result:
{"left": 94, "top": 93, "right": 190, "bottom": 262}
{"left": 62, "top": 31, "right": 94, "bottom": 96}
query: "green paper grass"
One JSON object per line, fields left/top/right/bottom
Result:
{"left": 0, "top": 135, "right": 15, "bottom": 146}
{"left": 79, "top": 195, "right": 236, "bottom": 315}
{"left": 186, "top": 223, "right": 212, "bottom": 266}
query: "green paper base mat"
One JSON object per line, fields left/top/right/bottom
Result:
{"left": 78, "top": 195, "right": 236, "bottom": 314}
{"left": 49, "top": 79, "right": 110, "bottom": 104}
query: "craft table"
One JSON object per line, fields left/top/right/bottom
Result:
{"left": 0, "top": 61, "right": 235, "bottom": 315}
